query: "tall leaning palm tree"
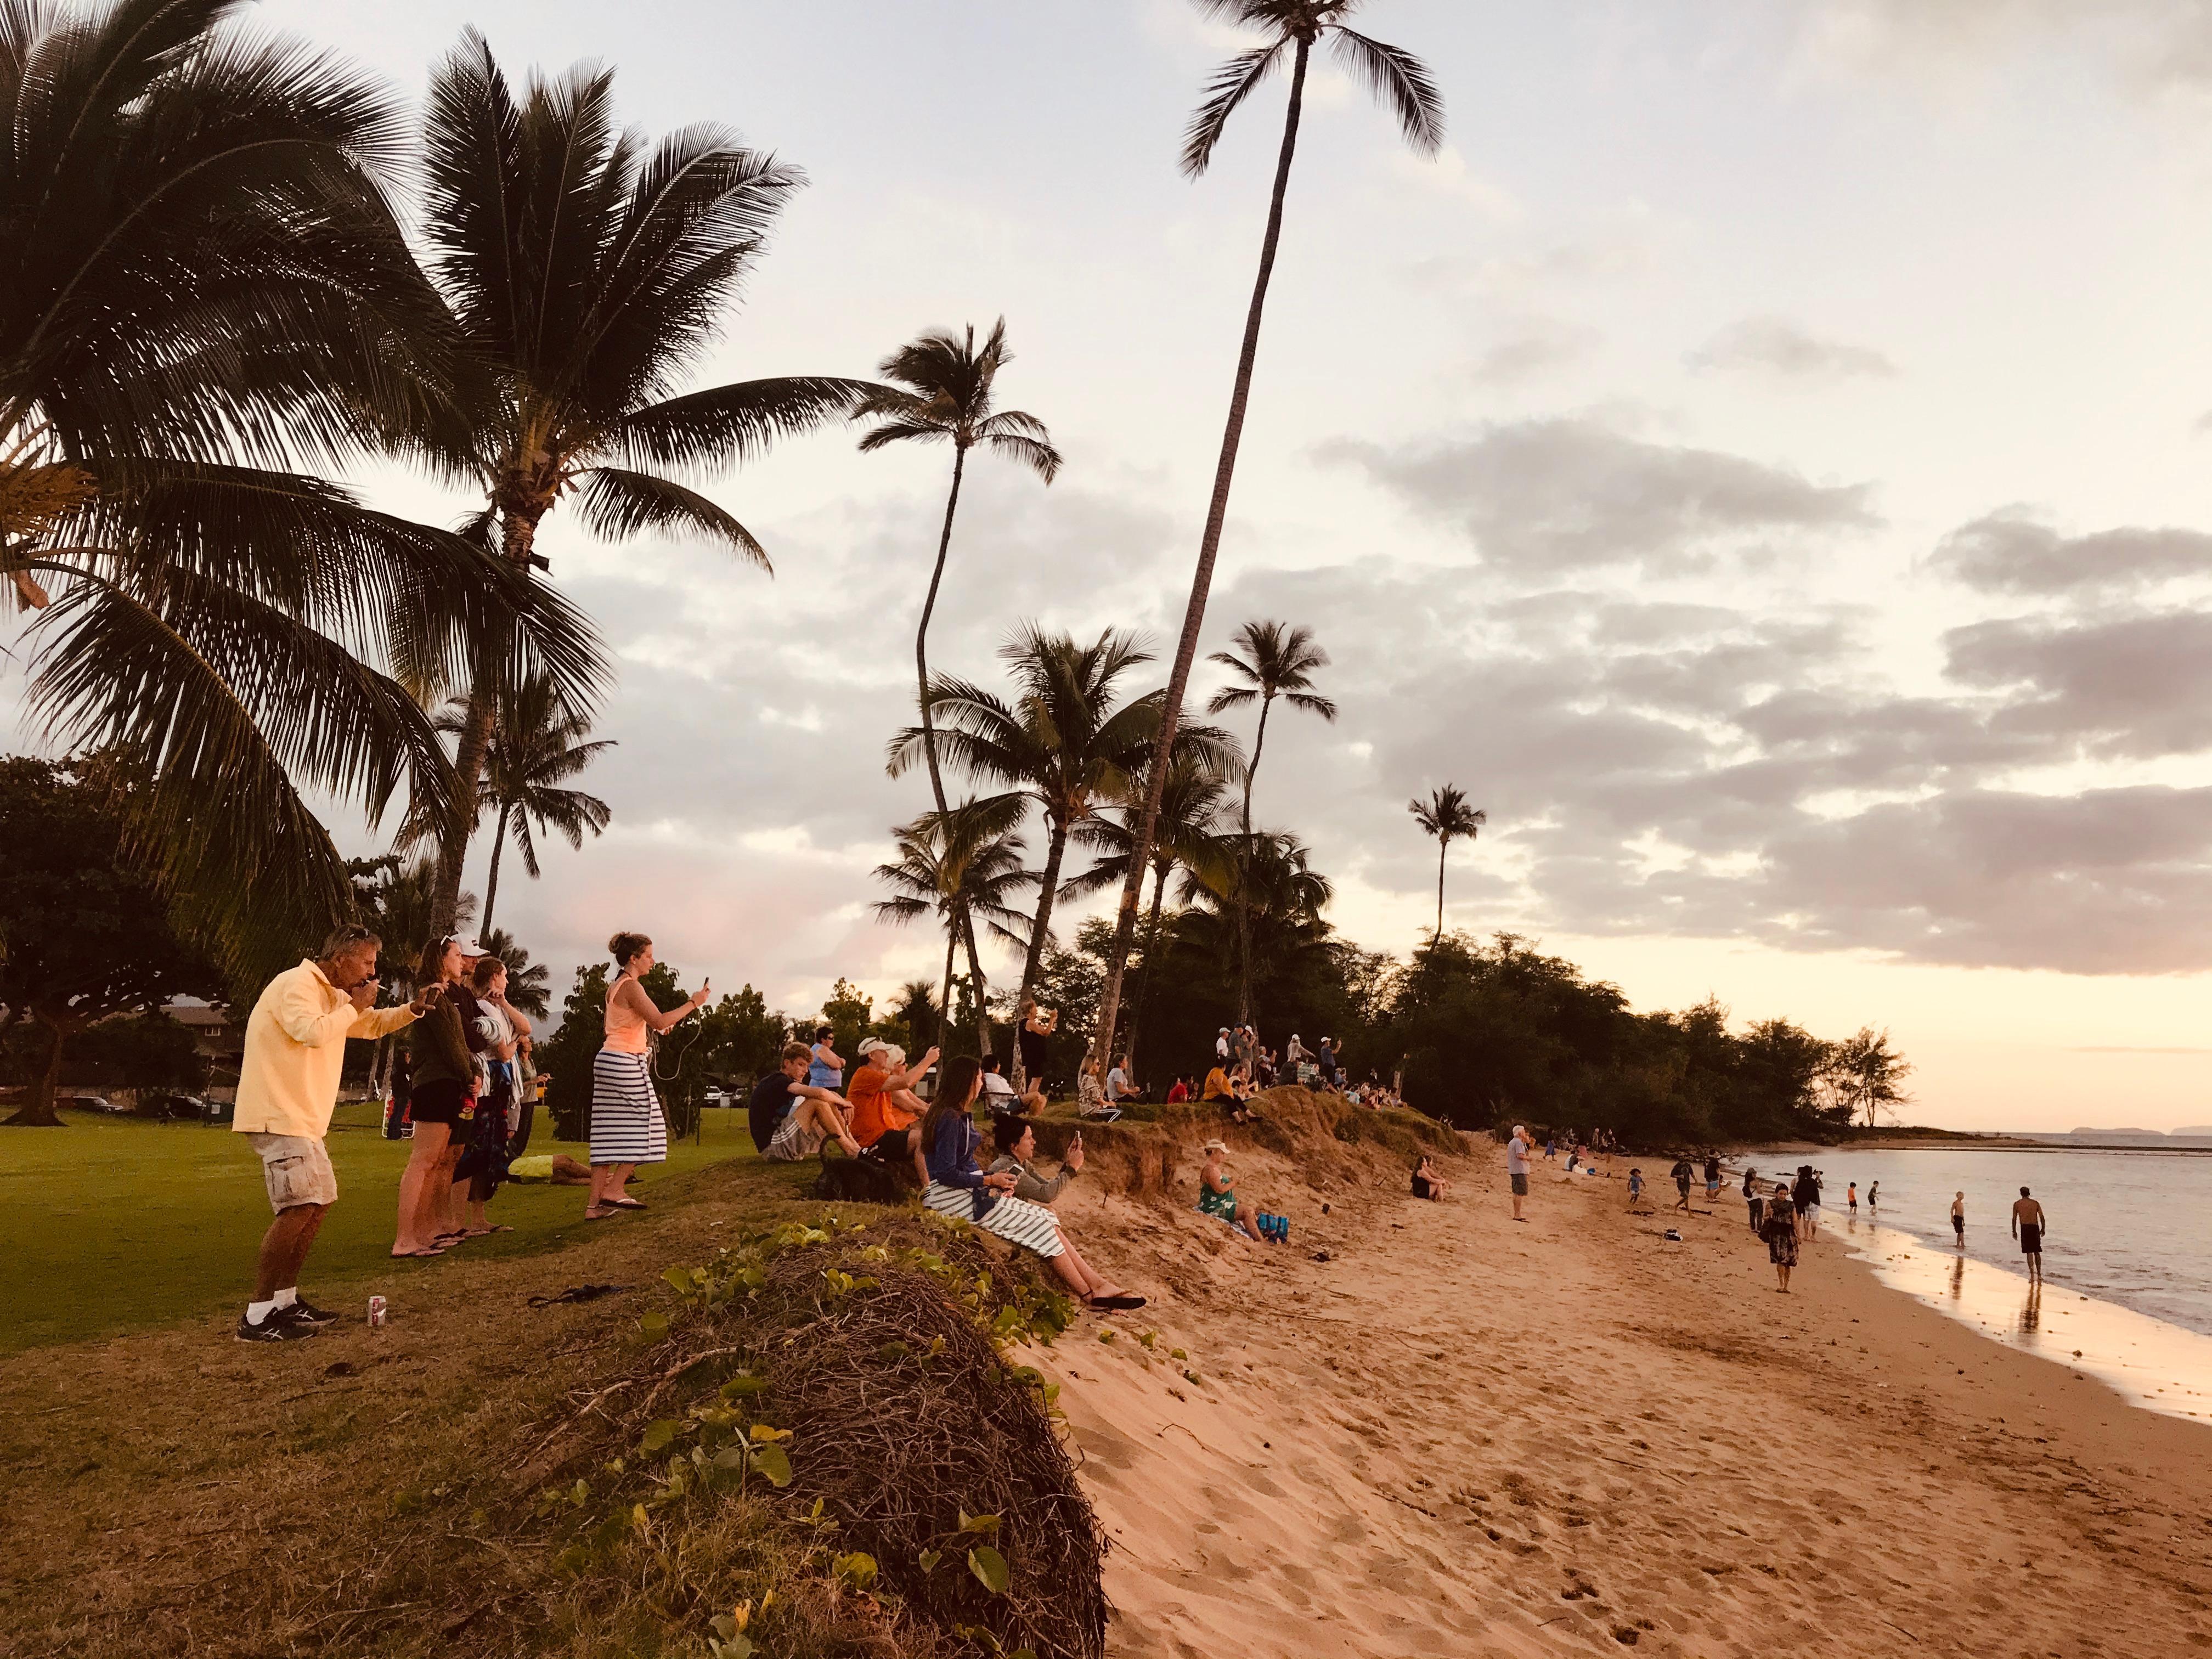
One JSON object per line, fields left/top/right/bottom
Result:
{"left": 871, "top": 795, "right": 1034, "bottom": 1054}
{"left": 2, "top": 0, "right": 588, "bottom": 977}
{"left": 1091, "top": 0, "right": 1443, "bottom": 1060}
{"left": 1408, "top": 783, "right": 1485, "bottom": 944}
{"left": 465, "top": 679, "right": 613, "bottom": 934}
{"left": 409, "top": 31, "right": 874, "bottom": 930}
{"left": 855, "top": 319, "right": 1061, "bottom": 822}
{"left": 1207, "top": 618, "right": 1334, "bottom": 1023}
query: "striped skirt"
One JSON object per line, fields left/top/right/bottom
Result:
{"left": 922, "top": 1182, "right": 1065, "bottom": 1259}
{"left": 590, "top": 1049, "right": 667, "bottom": 1167}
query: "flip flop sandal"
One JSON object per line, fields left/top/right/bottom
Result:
{"left": 605, "top": 1199, "right": 648, "bottom": 1211}
{"left": 584, "top": 1207, "right": 618, "bottom": 1221}
{"left": 390, "top": 1246, "right": 445, "bottom": 1258}
{"left": 1087, "top": 1293, "right": 1148, "bottom": 1311}
{"left": 481, "top": 1224, "right": 515, "bottom": 1234}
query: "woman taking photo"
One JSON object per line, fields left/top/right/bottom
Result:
{"left": 393, "top": 934, "right": 481, "bottom": 1257}
{"left": 1015, "top": 995, "right": 1056, "bottom": 1089}
{"left": 917, "top": 1058, "right": 1143, "bottom": 1310}
{"left": 591, "top": 932, "right": 708, "bottom": 1221}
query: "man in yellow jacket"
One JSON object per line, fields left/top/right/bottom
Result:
{"left": 232, "top": 924, "right": 439, "bottom": 1342}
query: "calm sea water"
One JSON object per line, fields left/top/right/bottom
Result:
{"left": 1750, "top": 1147, "right": 2212, "bottom": 1337}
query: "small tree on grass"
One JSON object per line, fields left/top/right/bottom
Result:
{"left": 0, "top": 758, "right": 221, "bottom": 1126}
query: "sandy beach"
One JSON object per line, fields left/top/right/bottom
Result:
{"left": 1031, "top": 1125, "right": 2212, "bottom": 1657}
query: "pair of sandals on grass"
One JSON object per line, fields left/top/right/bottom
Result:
{"left": 389, "top": 1223, "right": 515, "bottom": 1260}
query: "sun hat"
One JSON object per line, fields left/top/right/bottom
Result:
{"left": 1201, "top": 1138, "right": 1228, "bottom": 1154}
{"left": 860, "top": 1037, "right": 893, "bottom": 1058}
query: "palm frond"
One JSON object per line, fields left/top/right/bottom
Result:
{"left": 573, "top": 467, "right": 769, "bottom": 569}
{"left": 1181, "top": 42, "right": 1286, "bottom": 177}
{"left": 1328, "top": 25, "right": 1445, "bottom": 155}
{"left": 618, "top": 376, "right": 873, "bottom": 471}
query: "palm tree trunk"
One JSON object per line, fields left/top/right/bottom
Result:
{"left": 916, "top": 447, "right": 968, "bottom": 823}
{"left": 960, "top": 909, "right": 992, "bottom": 1058}
{"left": 1124, "top": 859, "right": 1172, "bottom": 1077}
{"left": 1018, "top": 817, "right": 1071, "bottom": 1009}
{"left": 480, "top": 805, "right": 509, "bottom": 935}
{"left": 1090, "top": 37, "right": 1311, "bottom": 1067}
{"left": 939, "top": 923, "right": 958, "bottom": 1054}
{"left": 1436, "top": 835, "right": 1447, "bottom": 942}
{"left": 1234, "top": 693, "right": 1272, "bottom": 1027}
{"left": 435, "top": 506, "right": 538, "bottom": 932}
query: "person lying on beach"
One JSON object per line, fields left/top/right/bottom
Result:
{"left": 1762, "top": 1180, "right": 1799, "bottom": 1291}
{"left": 988, "top": 1114, "right": 1082, "bottom": 1205}
{"left": 917, "top": 1057, "right": 1142, "bottom": 1310}
{"left": 749, "top": 1041, "right": 863, "bottom": 1162}
{"left": 1197, "top": 1138, "right": 1268, "bottom": 1241}
{"left": 1410, "top": 1154, "right": 1448, "bottom": 1201}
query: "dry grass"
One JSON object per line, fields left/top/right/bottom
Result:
{"left": 0, "top": 1153, "right": 1101, "bottom": 1659}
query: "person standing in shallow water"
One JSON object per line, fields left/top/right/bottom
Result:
{"left": 1951, "top": 1190, "right": 1966, "bottom": 1246}
{"left": 2012, "top": 1186, "right": 2046, "bottom": 1284}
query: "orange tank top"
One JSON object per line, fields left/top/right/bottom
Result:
{"left": 603, "top": 974, "right": 649, "bottom": 1054}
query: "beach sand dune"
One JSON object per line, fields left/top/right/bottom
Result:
{"left": 1033, "top": 1133, "right": 2212, "bottom": 1657}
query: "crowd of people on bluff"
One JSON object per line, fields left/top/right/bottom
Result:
{"left": 222, "top": 917, "right": 1455, "bottom": 1341}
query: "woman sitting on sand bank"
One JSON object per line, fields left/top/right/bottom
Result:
{"left": 1410, "top": 1154, "right": 1448, "bottom": 1201}
{"left": 1197, "top": 1138, "right": 1269, "bottom": 1241}
{"left": 987, "top": 1113, "right": 1081, "bottom": 1205}
{"left": 917, "top": 1058, "right": 1143, "bottom": 1310}
{"left": 1762, "top": 1180, "right": 1799, "bottom": 1292}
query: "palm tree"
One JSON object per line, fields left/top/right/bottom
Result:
{"left": 2, "top": 0, "right": 588, "bottom": 977}
{"left": 1206, "top": 618, "right": 1335, "bottom": 1023}
{"left": 855, "top": 319, "right": 1061, "bottom": 824}
{"left": 892, "top": 627, "right": 1225, "bottom": 1042}
{"left": 871, "top": 795, "right": 1034, "bottom": 1054}
{"left": 476, "top": 926, "right": 551, "bottom": 1019}
{"left": 461, "top": 679, "right": 613, "bottom": 935}
{"left": 1062, "top": 735, "right": 1238, "bottom": 1071}
{"left": 1408, "top": 784, "right": 1485, "bottom": 943}
{"left": 409, "top": 31, "right": 874, "bottom": 930}
{"left": 1089, "top": 0, "right": 1443, "bottom": 1061}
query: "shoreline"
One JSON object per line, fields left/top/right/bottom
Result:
{"left": 1034, "top": 1128, "right": 2212, "bottom": 1656}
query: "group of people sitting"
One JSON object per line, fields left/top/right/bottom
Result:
{"left": 743, "top": 1027, "right": 1146, "bottom": 1311}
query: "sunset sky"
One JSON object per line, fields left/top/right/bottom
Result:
{"left": 15, "top": 1, "right": 2212, "bottom": 1131}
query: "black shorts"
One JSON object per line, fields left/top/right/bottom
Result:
{"left": 1952, "top": 1216, "right": 1965, "bottom": 1234}
{"left": 409, "top": 1078, "right": 473, "bottom": 1129}
{"left": 2019, "top": 1224, "right": 2042, "bottom": 1255}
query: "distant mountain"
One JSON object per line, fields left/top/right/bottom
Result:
{"left": 2177, "top": 1126, "right": 2212, "bottom": 1137}
{"left": 2069, "top": 1126, "right": 2165, "bottom": 1137}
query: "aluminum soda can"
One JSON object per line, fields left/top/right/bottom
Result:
{"left": 367, "top": 1295, "right": 387, "bottom": 1328}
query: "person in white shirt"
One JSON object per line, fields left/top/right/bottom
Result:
{"left": 1506, "top": 1124, "right": 1533, "bottom": 1222}
{"left": 1104, "top": 1057, "right": 1140, "bottom": 1105}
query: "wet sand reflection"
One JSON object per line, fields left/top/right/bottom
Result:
{"left": 1838, "top": 1220, "right": 2212, "bottom": 1422}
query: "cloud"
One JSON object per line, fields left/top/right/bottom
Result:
{"left": 1797, "top": 0, "right": 2212, "bottom": 88}
{"left": 1688, "top": 316, "right": 1897, "bottom": 382}
{"left": 1468, "top": 318, "right": 1601, "bottom": 386}
{"left": 1946, "top": 608, "right": 2212, "bottom": 759}
{"left": 1318, "top": 418, "right": 1881, "bottom": 576}
{"left": 1928, "top": 510, "right": 2212, "bottom": 596}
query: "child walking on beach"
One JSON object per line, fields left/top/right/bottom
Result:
{"left": 1627, "top": 1167, "right": 1645, "bottom": 1210}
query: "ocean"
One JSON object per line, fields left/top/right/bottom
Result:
{"left": 1748, "top": 1145, "right": 2212, "bottom": 1421}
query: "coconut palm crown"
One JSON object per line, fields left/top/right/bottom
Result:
{"left": 1408, "top": 783, "right": 1485, "bottom": 943}
{"left": 408, "top": 30, "right": 876, "bottom": 927}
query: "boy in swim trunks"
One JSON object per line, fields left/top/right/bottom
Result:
{"left": 2011, "top": 1187, "right": 2045, "bottom": 1284}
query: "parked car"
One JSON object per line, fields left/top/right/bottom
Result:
{"left": 58, "top": 1092, "right": 127, "bottom": 1115}
{"left": 136, "top": 1093, "right": 209, "bottom": 1122}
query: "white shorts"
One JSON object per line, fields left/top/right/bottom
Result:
{"left": 245, "top": 1132, "right": 337, "bottom": 1211}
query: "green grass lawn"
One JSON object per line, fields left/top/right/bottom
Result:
{"left": 0, "top": 1102, "right": 765, "bottom": 1353}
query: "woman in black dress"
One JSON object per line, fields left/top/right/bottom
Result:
{"left": 1762, "top": 1180, "right": 1799, "bottom": 1293}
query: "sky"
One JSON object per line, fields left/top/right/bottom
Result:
{"left": 14, "top": 0, "right": 2212, "bottom": 1132}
